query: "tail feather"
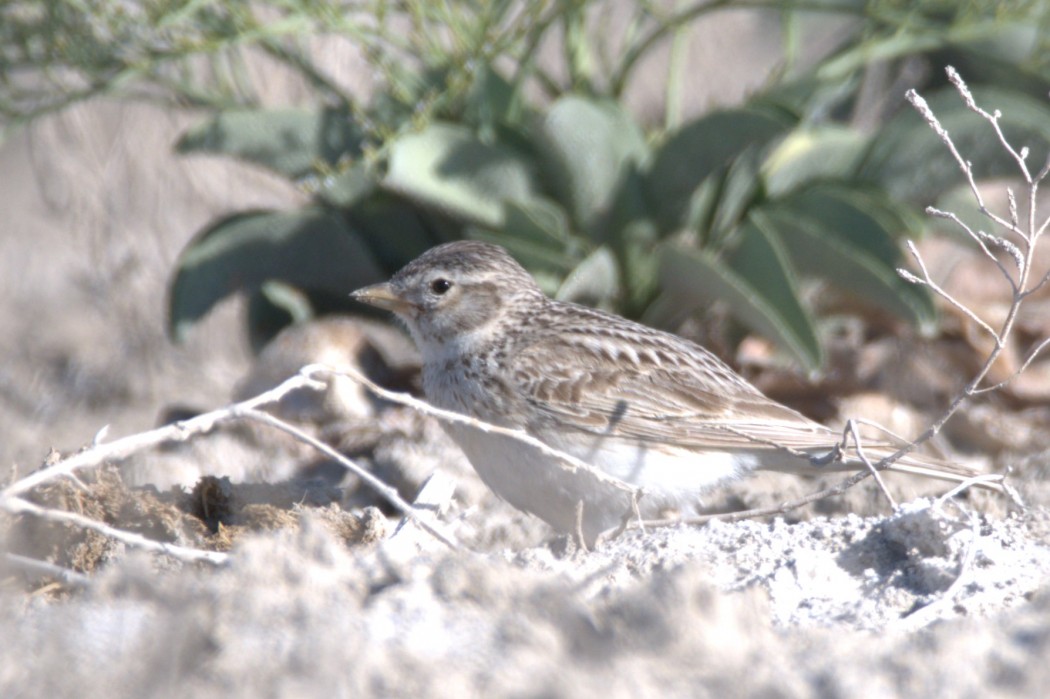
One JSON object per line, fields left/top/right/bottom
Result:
{"left": 763, "top": 443, "right": 1006, "bottom": 493}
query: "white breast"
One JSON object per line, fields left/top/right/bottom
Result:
{"left": 440, "top": 421, "right": 760, "bottom": 541}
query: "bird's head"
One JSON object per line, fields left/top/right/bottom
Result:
{"left": 351, "top": 241, "right": 544, "bottom": 354}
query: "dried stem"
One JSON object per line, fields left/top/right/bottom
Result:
{"left": 2, "top": 374, "right": 328, "bottom": 500}
{"left": 0, "top": 495, "right": 229, "bottom": 565}
{"left": 294, "top": 364, "right": 639, "bottom": 497}
{"left": 0, "top": 370, "right": 460, "bottom": 563}
{"left": 3, "top": 552, "right": 91, "bottom": 588}
{"left": 843, "top": 419, "right": 896, "bottom": 509}
{"left": 235, "top": 407, "right": 458, "bottom": 549}
{"left": 885, "top": 67, "right": 1050, "bottom": 473}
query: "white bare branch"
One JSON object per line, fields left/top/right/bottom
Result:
{"left": 0, "top": 495, "right": 229, "bottom": 565}
{"left": 902, "top": 241, "right": 1002, "bottom": 343}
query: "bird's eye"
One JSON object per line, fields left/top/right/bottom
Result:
{"left": 430, "top": 278, "right": 453, "bottom": 295}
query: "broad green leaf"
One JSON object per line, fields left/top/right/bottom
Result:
{"left": 168, "top": 208, "right": 383, "bottom": 341}
{"left": 382, "top": 122, "right": 539, "bottom": 228}
{"left": 463, "top": 65, "right": 523, "bottom": 134}
{"left": 555, "top": 245, "right": 620, "bottom": 306}
{"left": 603, "top": 163, "right": 659, "bottom": 314}
{"left": 533, "top": 96, "right": 648, "bottom": 234}
{"left": 658, "top": 241, "right": 822, "bottom": 371}
{"left": 758, "top": 71, "right": 861, "bottom": 120}
{"left": 345, "top": 194, "right": 441, "bottom": 275}
{"left": 503, "top": 198, "right": 572, "bottom": 246}
{"left": 176, "top": 107, "right": 362, "bottom": 180}
{"left": 612, "top": 218, "right": 660, "bottom": 317}
{"left": 757, "top": 202, "right": 936, "bottom": 332}
{"left": 956, "top": 21, "right": 1040, "bottom": 66}
{"left": 782, "top": 183, "right": 919, "bottom": 266}
{"left": 469, "top": 198, "right": 579, "bottom": 278}
{"left": 726, "top": 221, "right": 822, "bottom": 370}
{"left": 708, "top": 145, "right": 764, "bottom": 245}
{"left": 646, "top": 106, "right": 796, "bottom": 233}
{"left": 936, "top": 27, "right": 1050, "bottom": 101}
{"left": 602, "top": 161, "right": 651, "bottom": 238}
{"left": 860, "top": 86, "right": 1050, "bottom": 202}
{"left": 762, "top": 126, "right": 870, "bottom": 197}
{"left": 246, "top": 281, "right": 315, "bottom": 352}
{"left": 809, "top": 16, "right": 1022, "bottom": 87}
{"left": 313, "top": 161, "right": 377, "bottom": 208}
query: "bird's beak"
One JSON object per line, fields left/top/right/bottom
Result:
{"left": 351, "top": 282, "right": 412, "bottom": 314}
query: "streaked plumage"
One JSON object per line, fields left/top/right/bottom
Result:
{"left": 353, "top": 241, "right": 983, "bottom": 540}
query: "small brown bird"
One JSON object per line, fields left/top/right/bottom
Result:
{"left": 353, "top": 241, "right": 985, "bottom": 541}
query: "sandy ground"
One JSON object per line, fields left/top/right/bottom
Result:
{"left": 3, "top": 10, "right": 1050, "bottom": 698}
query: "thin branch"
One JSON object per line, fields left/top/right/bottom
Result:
{"left": 924, "top": 206, "right": 1017, "bottom": 290}
{"left": 881, "top": 68, "right": 1043, "bottom": 475}
{"left": 900, "top": 242, "right": 1002, "bottom": 343}
{"left": 3, "top": 552, "right": 90, "bottom": 588}
{"left": 296, "top": 365, "right": 639, "bottom": 497}
{"left": 905, "top": 88, "right": 1022, "bottom": 239}
{"left": 1, "top": 374, "right": 328, "bottom": 499}
{"left": 235, "top": 407, "right": 459, "bottom": 550}
{"left": 0, "top": 495, "right": 228, "bottom": 565}
{"left": 947, "top": 66, "right": 1032, "bottom": 183}
{"left": 971, "top": 337, "right": 1050, "bottom": 394}
{"left": 845, "top": 418, "right": 917, "bottom": 448}
{"left": 844, "top": 419, "right": 897, "bottom": 509}
{"left": 636, "top": 469, "right": 880, "bottom": 530}
{"left": 935, "top": 473, "right": 1023, "bottom": 507}
{"left": 1022, "top": 264, "right": 1050, "bottom": 298}
{"left": 1, "top": 370, "right": 461, "bottom": 558}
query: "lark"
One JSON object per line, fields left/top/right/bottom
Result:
{"left": 353, "top": 241, "right": 983, "bottom": 541}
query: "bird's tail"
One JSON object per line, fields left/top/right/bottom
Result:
{"left": 763, "top": 442, "right": 1006, "bottom": 493}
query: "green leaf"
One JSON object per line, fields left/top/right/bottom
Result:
{"left": 246, "top": 281, "right": 315, "bottom": 352}
{"left": 860, "top": 86, "right": 1050, "bottom": 202}
{"left": 176, "top": 107, "right": 362, "bottom": 180}
{"left": 603, "top": 163, "right": 659, "bottom": 314}
{"left": 382, "top": 122, "right": 539, "bottom": 228}
{"left": 313, "top": 161, "right": 377, "bottom": 208}
{"left": 726, "top": 221, "right": 822, "bottom": 370}
{"left": 345, "top": 194, "right": 442, "bottom": 275}
{"left": 658, "top": 239, "right": 822, "bottom": 372}
{"left": 555, "top": 245, "right": 620, "bottom": 307}
{"left": 533, "top": 96, "right": 648, "bottom": 233}
{"left": 463, "top": 65, "right": 523, "bottom": 134}
{"left": 933, "top": 29, "right": 1050, "bottom": 104}
{"left": 708, "top": 144, "right": 765, "bottom": 245}
{"left": 612, "top": 218, "right": 660, "bottom": 316}
{"left": 168, "top": 208, "right": 383, "bottom": 341}
{"left": 469, "top": 198, "right": 579, "bottom": 278}
{"left": 758, "top": 190, "right": 936, "bottom": 331}
{"left": 758, "top": 71, "right": 861, "bottom": 120}
{"left": 784, "top": 183, "right": 918, "bottom": 266}
{"left": 646, "top": 106, "right": 796, "bottom": 233}
{"left": 762, "top": 126, "right": 870, "bottom": 197}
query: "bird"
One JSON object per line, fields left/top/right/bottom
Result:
{"left": 352, "top": 240, "right": 989, "bottom": 543}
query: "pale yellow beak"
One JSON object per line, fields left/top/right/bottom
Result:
{"left": 351, "top": 282, "right": 413, "bottom": 314}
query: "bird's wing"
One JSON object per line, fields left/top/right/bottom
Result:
{"left": 511, "top": 316, "right": 836, "bottom": 453}
{"left": 511, "top": 312, "right": 990, "bottom": 485}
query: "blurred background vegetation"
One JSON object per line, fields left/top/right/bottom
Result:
{"left": 4, "top": 0, "right": 1050, "bottom": 371}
